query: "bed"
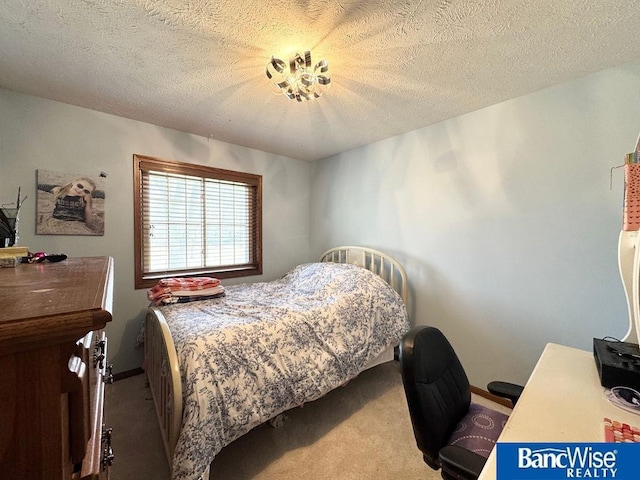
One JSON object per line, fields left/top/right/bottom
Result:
{"left": 144, "top": 246, "right": 409, "bottom": 480}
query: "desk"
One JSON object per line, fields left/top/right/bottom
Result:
{"left": 478, "top": 342, "right": 640, "bottom": 479}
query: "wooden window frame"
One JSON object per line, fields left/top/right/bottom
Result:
{"left": 133, "top": 154, "right": 262, "bottom": 289}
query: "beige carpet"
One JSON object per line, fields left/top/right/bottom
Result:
{"left": 106, "top": 362, "right": 510, "bottom": 479}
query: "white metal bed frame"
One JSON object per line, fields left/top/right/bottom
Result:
{"left": 144, "top": 246, "right": 408, "bottom": 471}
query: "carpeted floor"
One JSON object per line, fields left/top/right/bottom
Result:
{"left": 106, "top": 361, "right": 510, "bottom": 479}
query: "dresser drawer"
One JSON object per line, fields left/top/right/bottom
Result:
{"left": 73, "top": 330, "right": 114, "bottom": 479}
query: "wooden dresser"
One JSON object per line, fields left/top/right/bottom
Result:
{"left": 0, "top": 256, "right": 114, "bottom": 479}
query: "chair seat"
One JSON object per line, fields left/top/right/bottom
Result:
{"left": 448, "top": 403, "right": 509, "bottom": 458}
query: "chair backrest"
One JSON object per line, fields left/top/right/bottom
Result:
{"left": 399, "top": 326, "right": 472, "bottom": 468}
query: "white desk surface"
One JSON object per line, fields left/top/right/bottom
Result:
{"left": 478, "top": 342, "right": 640, "bottom": 480}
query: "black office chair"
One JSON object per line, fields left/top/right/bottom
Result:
{"left": 399, "top": 325, "right": 524, "bottom": 480}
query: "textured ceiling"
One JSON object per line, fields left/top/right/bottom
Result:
{"left": 1, "top": 1, "right": 640, "bottom": 161}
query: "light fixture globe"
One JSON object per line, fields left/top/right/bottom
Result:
{"left": 266, "top": 51, "right": 330, "bottom": 102}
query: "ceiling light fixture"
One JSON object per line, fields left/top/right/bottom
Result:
{"left": 266, "top": 51, "right": 330, "bottom": 102}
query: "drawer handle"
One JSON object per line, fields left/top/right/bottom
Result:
{"left": 94, "top": 353, "right": 105, "bottom": 369}
{"left": 104, "top": 364, "right": 114, "bottom": 384}
{"left": 94, "top": 339, "right": 106, "bottom": 368}
{"left": 101, "top": 427, "right": 115, "bottom": 470}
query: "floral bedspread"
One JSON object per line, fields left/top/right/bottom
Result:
{"left": 157, "top": 262, "right": 410, "bottom": 480}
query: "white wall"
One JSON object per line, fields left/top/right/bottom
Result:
{"left": 311, "top": 62, "right": 640, "bottom": 388}
{"left": 0, "top": 88, "right": 312, "bottom": 373}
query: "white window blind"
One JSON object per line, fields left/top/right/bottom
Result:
{"left": 134, "top": 155, "right": 262, "bottom": 288}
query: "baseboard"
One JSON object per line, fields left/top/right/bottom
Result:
{"left": 113, "top": 367, "right": 145, "bottom": 382}
{"left": 470, "top": 385, "right": 513, "bottom": 408}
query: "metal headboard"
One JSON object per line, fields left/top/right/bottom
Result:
{"left": 320, "top": 246, "right": 408, "bottom": 303}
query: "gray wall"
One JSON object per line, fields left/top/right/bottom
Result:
{"left": 0, "top": 88, "right": 312, "bottom": 373}
{"left": 310, "top": 62, "right": 640, "bottom": 388}
{"left": 3, "top": 61, "right": 640, "bottom": 388}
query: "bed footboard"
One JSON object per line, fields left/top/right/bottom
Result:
{"left": 144, "top": 307, "right": 183, "bottom": 466}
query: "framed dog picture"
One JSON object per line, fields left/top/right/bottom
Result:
{"left": 36, "top": 169, "right": 106, "bottom": 236}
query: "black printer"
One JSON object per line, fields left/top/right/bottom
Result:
{"left": 593, "top": 338, "right": 640, "bottom": 391}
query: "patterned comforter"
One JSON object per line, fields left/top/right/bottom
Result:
{"left": 157, "top": 262, "right": 410, "bottom": 480}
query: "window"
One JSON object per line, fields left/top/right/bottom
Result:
{"left": 133, "top": 155, "right": 262, "bottom": 289}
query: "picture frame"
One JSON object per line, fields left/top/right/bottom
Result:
{"left": 36, "top": 169, "right": 106, "bottom": 236}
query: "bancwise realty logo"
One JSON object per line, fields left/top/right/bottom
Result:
{"left": 497, "top": 443, "right": 639, "bottom": 479}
